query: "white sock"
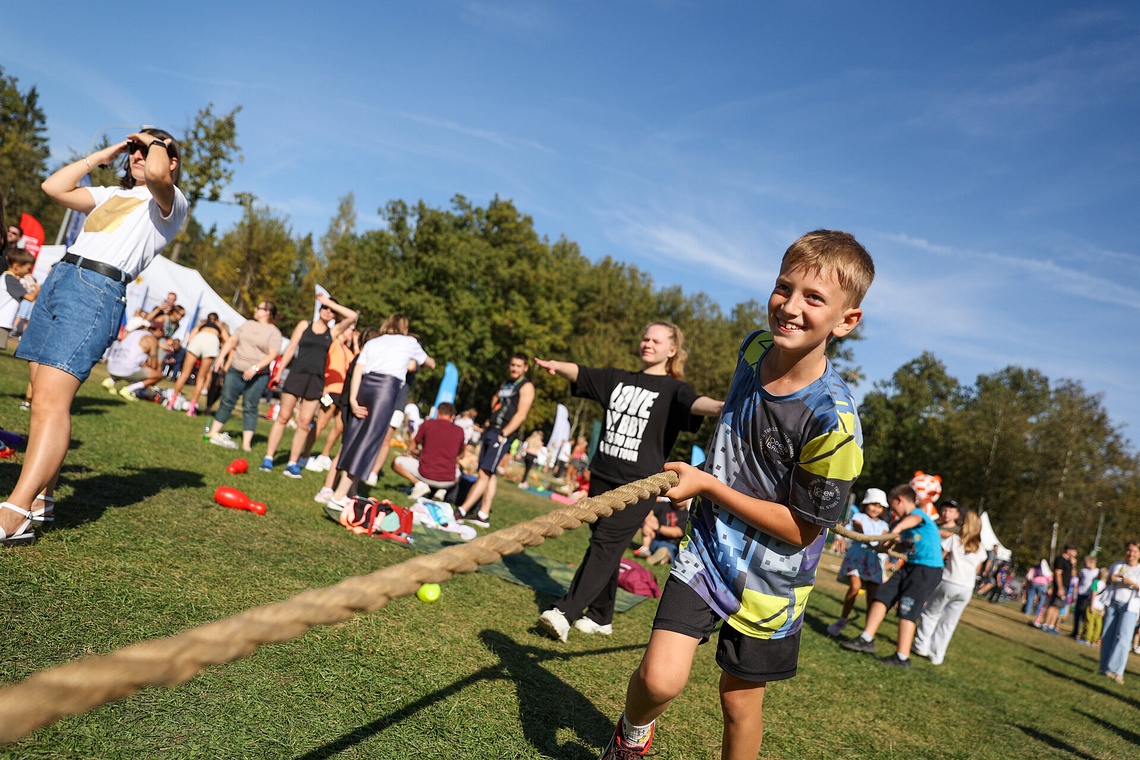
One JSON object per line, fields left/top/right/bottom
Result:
{"left": 896, "top": 652, "right": 909, "bottom": 661}
{"left": 859, "top": 632, "right": 873, "bottom": 643}
{"left": 621, "top": 714, "right": 654, "bottom": 745}
{"left": 124, "top": 382, "right": 145, "bottom": 393}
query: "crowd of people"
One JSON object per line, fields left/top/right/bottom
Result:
{"left": 825, "top": 485, "right": 1140, "bottom": 683}
{"left": 4, "top": 140, "right": 1137, "bottom": 760}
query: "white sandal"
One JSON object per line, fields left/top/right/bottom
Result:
{"left": 30, "top": 494, "right": 55, "bottom": 525}
{"left": 0, "top": 502, "right": 37, "bottom": 547}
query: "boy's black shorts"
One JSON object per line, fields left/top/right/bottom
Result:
{"left": 653, "top": 575, "right": 800, "bottom": 683}
{"left": 873, "top": 562, "right": 942, "bottom": 622}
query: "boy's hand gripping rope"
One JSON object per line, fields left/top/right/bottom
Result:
{"left": 0, "top": 471, "right": 678, "bottom": 744}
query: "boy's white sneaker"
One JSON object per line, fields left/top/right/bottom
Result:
{"left": 573, "top": 617, "right": 613, "bottom": 636}
{"left": 538, "top": 608, "right": 570, "bottom": 642}
{"left": 409, "top": 481, "right": 432, "bottom": 500}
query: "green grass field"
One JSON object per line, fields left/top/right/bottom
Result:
{"left": 1, "top": 352, "right": 1136, "bottom": 759}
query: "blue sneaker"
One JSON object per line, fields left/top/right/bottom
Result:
{"left": 283, "top": 463, "right": 303, "bottom": 479}
{"left": 260, "top": 457, "right": 273, "bottom": 472}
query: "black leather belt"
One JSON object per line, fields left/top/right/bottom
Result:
{"left": 61, "top": 253, "right": 131, "bottom": 284}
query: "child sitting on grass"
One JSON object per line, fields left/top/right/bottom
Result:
{"left": 597, "top": 230, "right": 874, "bottom": 759}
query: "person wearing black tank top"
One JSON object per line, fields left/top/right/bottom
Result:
{"left": 262, "top": 293, "right": 357, "bottom": 478}
{"left": 455, "top": 353, "right": 535, "bottom": 528}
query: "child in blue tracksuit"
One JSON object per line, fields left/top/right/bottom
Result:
{"left": 841, "top": 483, "right": 945, "bottom": 667}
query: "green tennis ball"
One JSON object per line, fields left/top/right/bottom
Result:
{"left": 416, "top": 583, "right": 441, "bottom": 603}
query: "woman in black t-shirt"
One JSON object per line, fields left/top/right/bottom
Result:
{"left": 535, "top": 322, "right": 723, "bottom": 641}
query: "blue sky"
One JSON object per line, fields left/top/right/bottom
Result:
{"left": 7, "top": 2, "right": 1140, "bottom": 449}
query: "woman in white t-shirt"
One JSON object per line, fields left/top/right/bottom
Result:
{"left": 326, "top": 314, "right": 434, "bottom": 511}
{"left": 2, "top": 129, "right": 187, "bottom": 548}
{"left": 913, "top": 509, "right": 988, "bottom": 665}
{"left": 1098, "top": 541, "right": 1140, "bottom": 684}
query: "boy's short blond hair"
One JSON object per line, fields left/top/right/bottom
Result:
{"left": 781, "top": 230, "right": 874, "bottom": 307}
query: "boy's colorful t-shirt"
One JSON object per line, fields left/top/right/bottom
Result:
{"left": 898, "top": 510, "right": 944, "bottom": 568}
{"left": 672, "top": 330, "right": 863, "bottom": 640}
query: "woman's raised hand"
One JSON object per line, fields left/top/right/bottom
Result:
{"left": 90, "top": 140, "right": 129, "bottom": 167}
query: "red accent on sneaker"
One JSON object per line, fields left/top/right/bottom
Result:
{"left": 599, "top": 718, "right": 654, "bottom": 758}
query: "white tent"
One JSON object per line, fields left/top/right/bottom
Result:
{"left": 979, "top": 511, "right": 1012, "bottom": 561}
{"left": 33, "top": 246, "right": 246, "bottom": 340}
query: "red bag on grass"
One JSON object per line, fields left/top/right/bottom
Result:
{"left": 618, "top": 558, "right": 662, "bottom": 598}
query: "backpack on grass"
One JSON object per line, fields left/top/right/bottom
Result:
{"left": 338, "top": 497, "right": 414, "bottom": 544}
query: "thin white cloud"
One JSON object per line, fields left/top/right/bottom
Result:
{"left": 394, "top": 111, "right": 554, "bottom": 155}
{"left": 457, "top": 0, "right": 555, "bottom": 33}
{"left": 880, "top": 232, "right": 1140, "bottom": 311}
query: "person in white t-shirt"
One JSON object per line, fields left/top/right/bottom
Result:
{"left": 2, "top": 129, "right": 187, "bottom": 548}
{"left": 913, "top": 509, "right": 989, "bottom": 665}
{"left": 1098, "top": 541, "right": 1140, "bottom": 683}
{"left": 326, "top": 314, "right": 434, "bottom": 511}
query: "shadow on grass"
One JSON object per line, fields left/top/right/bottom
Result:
{"left": 294, "top": 630, "right": 643, "bottom": 760}
{"left": 71, "top": 396, "right": 122, "bottom": 417}
{"left": 44, "top": 466, "right": 206, "bottom": 529}
{"left": 1011, "top": 724, "right": 1099, "bottom": 759}
{"left": 1073, "top": 708, "right": 1140, "bottom": 746}
{"left": 1026, "top": 662, "right": 1140, "bottom": 711}
{"left": 957, "top": 618, "right": 1099, "bottom": 669}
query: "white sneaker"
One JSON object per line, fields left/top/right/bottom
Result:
{"left": 208, "top": 433, "right": 239, "bottom": 450}
{"left": 410, "top": 481, "right": 431, "bottom": 500}
{"left": 432, "top": 489, "right": 448, "bottom": 501}
{"left": 465, "top": 512, "right": 491, "bottom": 528}
{"left": 826, "top": 619, "right": 848, "bottom": 638}
{"left": 364, "top": 473, "right": 378, "bottom": 487}
{"left": 317, "top": 455, "right": 333, "bottom": 471}
{"left": 538, "top": 609, "right": 571, "bottom": 642}
{"left": 573, "top": 617, "right": 613, "bottom": 636}
{"left": 304, "top": 458, "right": 325, "bottom": 473}
{"left": 314, "top": 487, "right": 334, "bottom": 504}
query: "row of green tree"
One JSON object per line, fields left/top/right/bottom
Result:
{"left": 4, "top": 68, "right": 1136, "bottom": 569}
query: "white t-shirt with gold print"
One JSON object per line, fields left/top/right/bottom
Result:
{"left": 69, "top": 185, "right": 188, "bottom": 278}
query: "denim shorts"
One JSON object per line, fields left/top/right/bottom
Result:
{"left": 15, "top": 262, "right": 127, "bottom": 382}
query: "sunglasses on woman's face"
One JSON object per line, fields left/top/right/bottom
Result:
{"left": 126, "top": 141, "right": 159, "bottom": 157}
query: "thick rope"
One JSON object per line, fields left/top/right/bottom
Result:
{"left": 830, "top": 524, "right": 906, "bottom": 561}
{"left": 0, "top": 471, "right": 678, "bottom": 744}
{"left": 831, "top": 523, "right": 899, "bottom": 544}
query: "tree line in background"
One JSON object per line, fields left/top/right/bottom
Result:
{"left": 3, "top": 67, "right": 1136, "bottom": 569}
